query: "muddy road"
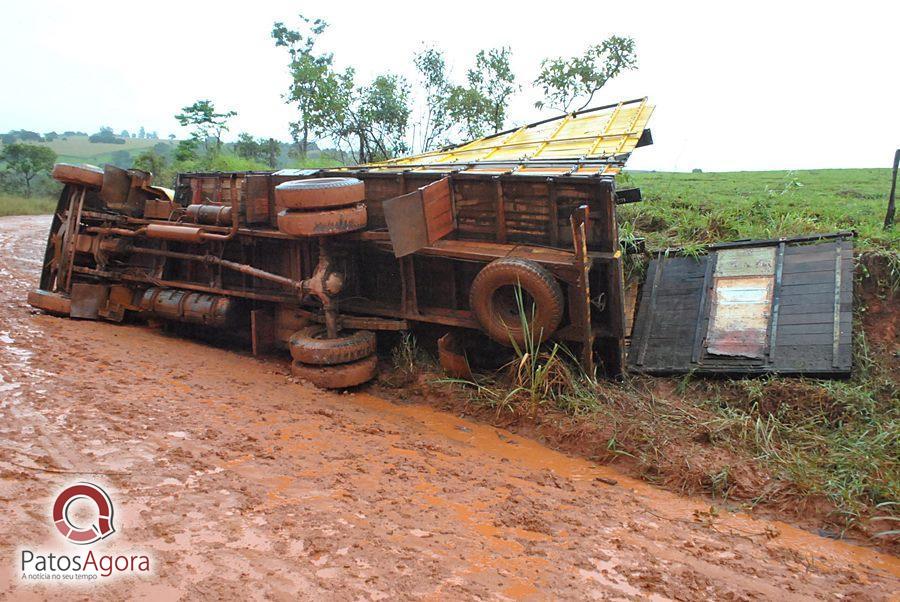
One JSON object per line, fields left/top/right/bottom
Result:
{"left": 0, "top": 215, "right": 897, "bottom": 600}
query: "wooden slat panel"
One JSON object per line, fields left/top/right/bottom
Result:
{"left": 778, "top": 282, "right": 842, "bottom": 296}
{"left": 777, "top": 332, "right": 852, "bottom": 346}
{"left": 629, "top": 237, "right": 853, "bottom": 375}
{"left": 782, "top": 258, "right": 853, "bottom": 274}
{"left": 778, "top": 320, "right": 851, "bottom": 335}
{"left": 778, "top": 311, "right": 843, "bottom": 325}
{"left": 780, "top": 301, "right": 851, "bottom": 314}
{"left": 422, "top": 178, "right": 454, "bottom": 244}
{"left": 778, "top": 290, "right": 852, "bottom": 306}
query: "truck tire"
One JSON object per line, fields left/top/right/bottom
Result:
{"left": 277, "top": 204, "right": 367, "bottom": 236}
{"left": 275, "top": 177, "right": 365, "bottom": 209}
{"left": 291, "top": 354, "right": 378, "bottom": 389}
{"left": 289, "top": 325, "right": 376, "bottom": 365}
{"left": 469, "top": 258, "right": 564, "bottom": 347}
{"left": 51, "top": 163, "right": 104, "bottom": 188}
{"left": 27, "top": 289, "right": 72, "bottom": 316}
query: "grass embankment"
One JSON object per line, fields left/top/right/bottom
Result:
{"left": 399, "top": 168, "right": 899, "bottom": 545}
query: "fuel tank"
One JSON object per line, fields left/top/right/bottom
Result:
{"left": 186, "top": 204, "right": 233, "bottom": 226}
{"left": 138, "top": 288, "right": 240, "bottom": 328}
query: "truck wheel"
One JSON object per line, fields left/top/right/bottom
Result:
{"left": 469, "top": 258, "right": 564, "bottom": 347}
{"left": 291, "top": 354, "right": 378, "bottom": 389}
{"left": 275, "top": 177, "right": 365, "bottom": 209}
{"left": 51, "top": 163, "right": 104, "bottom": 188}
{"left": 27, "top": 289, "right": 71, "bottom": 316}
{"left": 277, "top": 204, "right": 367, "bottom": 236}
{"left": 289, "top": 325, "right": 376, "bottom": 365}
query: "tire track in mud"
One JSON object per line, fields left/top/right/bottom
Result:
{"left": 0, "top": 215, "right": 897, "bottom": 600}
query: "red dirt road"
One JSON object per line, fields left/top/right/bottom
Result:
{"left": 0, "top": 215, "right": 898, "bottom": 600}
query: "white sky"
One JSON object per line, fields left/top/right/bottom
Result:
{"left": 1, "top": 0, "right": 897, "bottom": 172}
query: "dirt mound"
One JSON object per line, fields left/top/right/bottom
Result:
{"left": 856, "top": 252, "right": 899, "bottom": 353}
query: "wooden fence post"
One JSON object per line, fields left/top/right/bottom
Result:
{"left": 885, "top": 149, "right": 899, "bottom": 230}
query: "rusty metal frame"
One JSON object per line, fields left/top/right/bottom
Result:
{"left": 35, "top": 99, "right": 652, "bottom": 377}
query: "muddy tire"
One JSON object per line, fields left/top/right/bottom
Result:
{"left": 469, "top": 258, "right": 564, "bottom": 346}
{"left": 27, "top": 289, "right": 71, "bottom": 316}
{"left": 291, "top": 354, "right": 378, "bottom": 389}
{"left": 51, "top": 163, "right": 104, "bottom": 188}
{"left": 289, "top": 325, "right": 376, "bottom": 365}
{"left": 275, "top": 177, "right": 365, "bottom": 210}
{"left": 277, "top": 204, "right": 367, "bottom": 237}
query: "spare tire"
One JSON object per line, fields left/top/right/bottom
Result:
{"left": 27, "top": 289, "right": 71, "bottom": 316}
{"left": 275, "top": 177, "right": 365, "bottom": 210}
{"left": 277, "top": 204, "right": 367, "bottom": 237}
{"left": 289, "top": 325, "right": 376, "bottom": 365}
{"left": 51, "top": 163, "right": 104, "bottom": 188}
{"left": 469, "top": 258, "right": 564, "bottom": 347}
{"left": 291, "top": 355, "right": 378, "bottom": 389}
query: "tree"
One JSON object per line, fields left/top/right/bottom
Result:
{"left": 138, "top": 126, "right": 146, "bottom": 139}
{"left": 234, "top": 133, "right": 281, "bottom": 167}
{"left": 120, "top": 129, "right": 131, "bottom": 139}
{"left": 359, "top": 75, "right": 411, "bottom": 161}
{"left": 0, "top": 142, "right": 56, "bottom": 195}
{"left": 411, "top": 46, "right": 518, "bottom": 147}
{"left": 44, "top": 131, "right": 58, "bottom": 142}
{"left": 262, "top": 138, "right": 281, "bottom": 169}
{"left": 447, "top": 85, "right": 494, "bottom": 141}
{"left": 413, "top": 46, "right": 453, "bottom": 152}
{"left": 439, "top": 47, "right": 518, "bottom": 141}
{"left": 174, "top": 138, "right": 199, "bottom": 162}
{"left": 175, "top": 100, "right": 237, "bottom": 155}
{"left": 133, "top": 149, "right": 167, "bottom": 175}
{"left": 329, "top": 70, "right": 411, "bottom": 164}
{"left": 534, "top": 36, "right": 637, "bottom": 112}
{"left": 12, "top": 130, "right": 42, "bottom": 142}
{"left": 109, "top": 149, "right": 132, "bottom": 168}
{"left": 234, "top": 132, "right": 261, "bottom": 161}
{"left": 89, "top": 127, "right": 125, "bottom": 144}
{"left": 465, "top": 47, "right": 517, "bottom": 133}
{"left": 272, "top": 15, "right": 343, "bottom": 159}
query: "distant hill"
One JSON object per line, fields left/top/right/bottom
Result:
{"left": 2, "top": 134, "right": 342, "bottom": 171}
{"left": 29, "top": 136, "right": 177, "bottom": 166}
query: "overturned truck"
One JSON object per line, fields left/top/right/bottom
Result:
{"left": 29, "top": 99, "right": 653, "bottom": 386}
{"left": 27, "top": 97, "right": 854, "bottom": 387}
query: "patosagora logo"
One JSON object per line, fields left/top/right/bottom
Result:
{"left": 52, "top": 482, "right": 115, "bottom": 544}
{"left": 18, "top": 482, "right": 151, "bottom": 583}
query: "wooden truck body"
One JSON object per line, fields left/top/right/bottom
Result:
{"left": 31, "top": 99, "right": 656, "bottom": 382}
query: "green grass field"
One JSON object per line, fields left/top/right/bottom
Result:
{"left": 2, "top": 168, "right": 897, "bottom": 250}
{"left": 623, "top": 168, "right": 898, "bottom": 253}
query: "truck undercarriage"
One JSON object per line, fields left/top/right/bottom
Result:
{"left": 29, "top": 99, "right": 655, "bottom": 387}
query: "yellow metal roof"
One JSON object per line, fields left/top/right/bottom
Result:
{"left": 355, "top": 97, "right": 654, "bottom": 177}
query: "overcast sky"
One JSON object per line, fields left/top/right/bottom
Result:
{"left": 2, "top": 0, "right": 897, "bottom": 172}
